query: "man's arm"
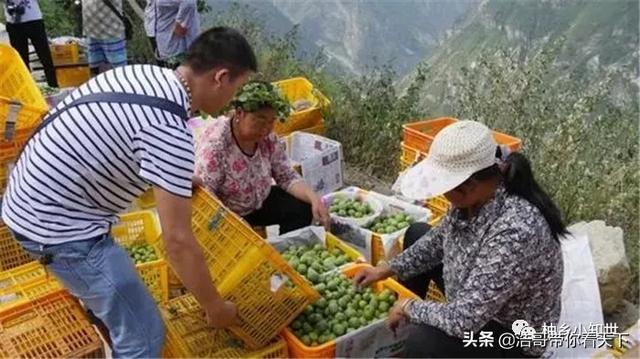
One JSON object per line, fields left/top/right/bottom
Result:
{"left": 154, "top": 186, "right": 238, "bottom": 327}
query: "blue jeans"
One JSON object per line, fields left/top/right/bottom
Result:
{"left": 12, "top": 231, "right": 165, "bottom": 358}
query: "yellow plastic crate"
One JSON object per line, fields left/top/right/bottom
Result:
{"left": 50, "top": 43, "right": 80, "bottom": 66}
{"left": 161, "top": 294, "right": 289, "bottom": 358}
{"left": 0, "top": 222, "right": 34, "bottom": 271}
{"left": 112, "top": 210, "right": 168, "bottom": 303}
{"left": 0, "top": 44, "right": 48, "bottom": 114}
{"left": 0, "top": 128, "right": 40, "bottom": 195}
{"left": 55, "top": 64, "right": 91, "bottom": 88}
{"left": 426, "top": 280, "right": 446, "bottom": 302}
{"left": 400, "top": 141, "right": 427, "bottom": 166}
{"left": 0, "top": 289, "right": 104, "bottom": 358}
{"left": 273, "top": 77, "right": 329, "bottom": 136}
{"left": 425, "top": 195, "right": 451, "bottom": 226}
{"left": 279, "top": 119, "right": 326, "bottom": 138}
{"left": 0, "top": 277, "right": 63, "bottom": 313}
{"left": 136, "top": 188, "right": 156, "bottom": 209}
{"left": 325, "top": 232, "right": 362, "bottom": 262}
{"left": 0, "top": 262, "right": 64, "bottom": 313}
{"left": 300, "top": 119, "right": 326, "bottom": 136}
{"left": 0, "top": 261, "right": 46, "bottom": 289}
{"left": 151, "top": 187, "right": 319, "bottom": 349}
{"left": 399, "top": 155, "right": 411, "bottom": 171}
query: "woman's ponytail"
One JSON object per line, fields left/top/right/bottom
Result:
{"left": 502, "top": 152, "right": 568, "bottom": 241}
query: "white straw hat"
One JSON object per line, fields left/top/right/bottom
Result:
{"left": 400, "top": 120, "right": 498, "bottom": 199}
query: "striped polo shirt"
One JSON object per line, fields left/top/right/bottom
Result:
{"left": 2, "top": 65, "right": 193, "bottom": 244}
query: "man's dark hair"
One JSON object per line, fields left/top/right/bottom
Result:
{"left": 185, "top": 27, "right": 257, "bottom": 76}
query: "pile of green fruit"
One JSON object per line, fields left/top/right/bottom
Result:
{"left": 329, "top": 198, "right": 374, "bottom": 219}
{"left": 367, "top": 213, "right": 414, "bottom": 234}
{"left": 289, "top": 272, "right": 397, "bottom": 346}
{"left": 283, "top": 244, "right": 351, "bottom": 282}
{"left": 125, "top": 243, "right": 159, "bottom": 264}
{"left": 39, "top": 84, "right": 58, "bottom": 96}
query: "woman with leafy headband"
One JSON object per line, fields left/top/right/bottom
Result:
{"left": 193, "top": 81, "right": 330, "bottom": 233}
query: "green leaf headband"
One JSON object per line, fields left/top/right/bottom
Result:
{"left": 231, "top": 82, "right": 292, "bottom": 122}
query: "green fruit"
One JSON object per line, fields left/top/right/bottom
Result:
{"left": 311, "top": 262, "right": 323, "bottom": 272}
{"left": 322, "top": 257, "right": 337, "bottom": 270}
{"left": 291, "top": 320, "right": 302, "bottom": 330}
{"left": 317, "top": 320, "right": 329, "bottom": 332}
{"left": 302, "top": 335, "right": 312, "bottom": 346}
{"left": 378, "top": 301, "right": 390, "bottom": 312}
{"left": 309, "top": 332, "right": 319, "bottom": 342}
{"left": 359, "top": 317, "right": 367, "bottom": 327}
{"left": 328, "top": 300, "right": 339, "bottom": 314}
{"left": 298, "top": 263, "right": 308, "bottom": 274}
{"left": 333, "top": 323, "right": 346, "bottom": 336}
{"left": 304, "top": 306, "right": 314, "bottom": 315}
{"left": 337, "top": 296, "right": 349, "bottom": 308}
{"left": 302, "top": 322, "right": 313, "bottom": 333}
{"left": 344, "top": 307, "right": 357, "bottom": 318}
{"left": 348, "top": 317, "right": 359, "bottom": 328}
{"left": 309, "top": 313, "right": 321, "bottom": 323}
{"left": 379, "top": 289, "right": 393, "bottom": 301}
{"left": 314, "top": 283, "right": 326, "bottom": 294}
{"left": 363, "top": 307, "right": 375, "bottom": 320}
{"left": 318, "top": 334, "right": 329, "bottom": 344}
{"left": 335, "top": 312, "right": 346, "bottom": 322}
{"left": 315, "top": 297, "right": 327, "bottom": 308}
{"left": 369, "top": 297, "right": 378, "bottom": 308}
{"left": 358, "top": 300, "right": 368, "bottom": 309}
{"left": 307, "top": 268, "right": 320, "bottom": 283}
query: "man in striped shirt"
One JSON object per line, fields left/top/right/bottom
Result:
{"left": 2, "top": 27, "right": 256, "bottom": 357}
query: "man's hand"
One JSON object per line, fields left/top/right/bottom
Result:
{"left": 174, "top": 23, "right": 187, "bottom": 37}
{"left": 205, "top": 300, "right": 241, "bottom": 328}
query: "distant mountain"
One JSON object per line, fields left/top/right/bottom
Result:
{"left": 403, "top": 0, "right": 639, "bottom": 109}
{"left": 205, "top": 0, "right": 474, "bottom": 76}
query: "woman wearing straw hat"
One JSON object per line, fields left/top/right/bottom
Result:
{"left": 354, "top": 120, "right": 566, "bottom": 358}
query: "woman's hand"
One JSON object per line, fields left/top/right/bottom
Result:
{"left": 310, "top": 196, "right": 331, "bottom": 230}
{"left": 352, "top": 263, "right": 393, "bottom": 290}
{"left": 386, "top": 300, "right": 409, "bottom": 333}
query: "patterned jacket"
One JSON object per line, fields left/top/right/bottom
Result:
{"left": 82, "top": 0, "right": 125, "bottom": 39}
{"left": 390, "top": 186, "right": 563, "bottom": 357}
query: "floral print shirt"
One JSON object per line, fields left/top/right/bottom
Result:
{"left": 194, "top": 116, "right": 302, "bottom": 216}
{"left": 390, "top": 186, "right": 563, "bottom": 357}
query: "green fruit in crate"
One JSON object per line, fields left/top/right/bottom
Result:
{"left": 329, "top": 198, "right": 374, "bottom": 218}
{"left": 125, "top": 243, "right": 158, "bottom": 264}
{"left": 289, "top": 271, "right": 399, "bottom": 346}
{"left": 367, "top": 213, "right": 414, "bottom": 234}
{"left": 282, "top": 243, "right": 354, "bottom": 284}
